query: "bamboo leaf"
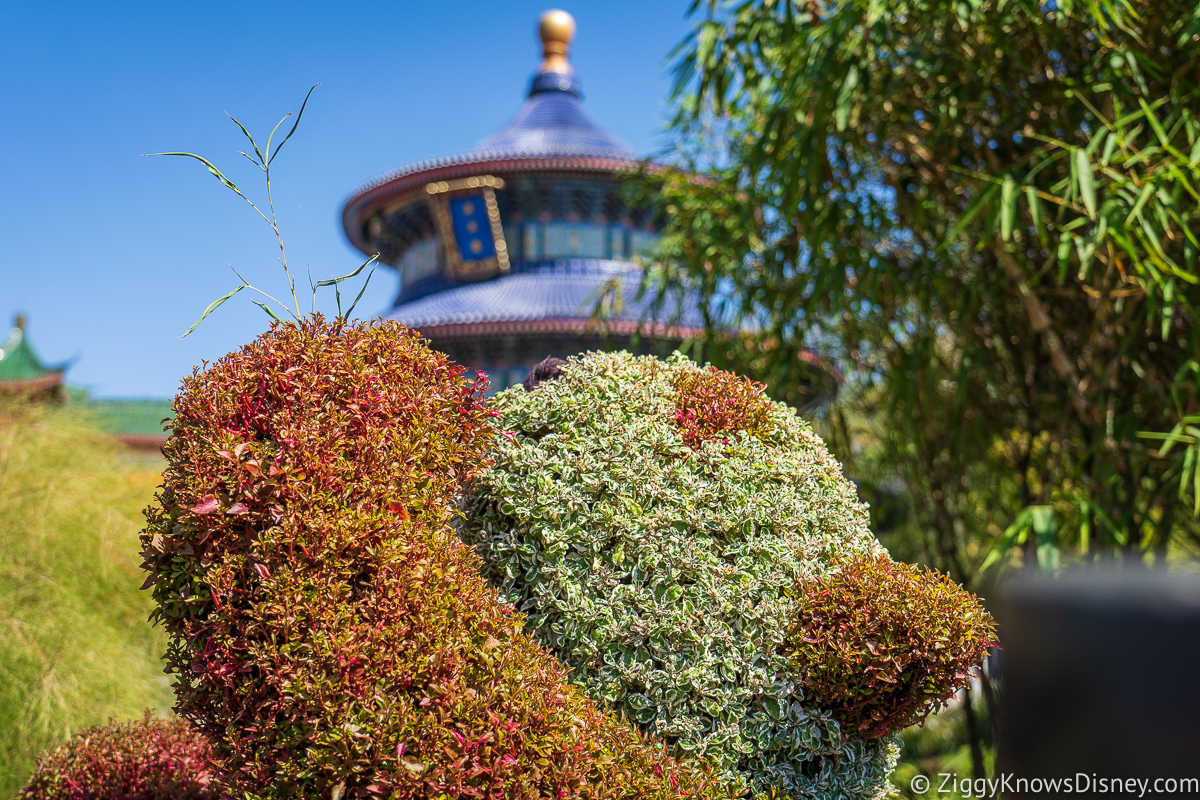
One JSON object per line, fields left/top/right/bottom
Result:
{"left": 148, "top": 152, "right": 244, "bottom": 195}
{"left": 268, "top": 84, "right": 319, "bottom": 165}
{"left": 980, "top": 507, "right": 1032, "bottom": 571}
{"left": 181, "top": 284, "right": 245, "bottom": 338}
{"left": 253, "top": 299, "right": 282, "bottom": 323}
{"left": 1000, "top": 175, "right": 1016, "bottom": 241}
{"left": 1075, "top": 148, "right": 1097, "bottom": 216}
{"left": 1139, "top": 98, "right": 1170, "bottom": 147}
{"left": 344, "top": 265, "right": 377, "bottom": 319}
{"left": 1139, "top": 421, "right": 1193, "bottom": 456}
{"left": 1125, "top": 181, "right": 1155, "bottom": 226}
{"left": 227, "top": 114, "right": 265, "bottom": 166}
{"left": 317, "top": 254, "right": 378, "bottom": 288}
{"left": 946, "top": 183, "right": 1000, "bottom": 244}
{"left": 1023, "top": 186, "right": 1044, "bottom": 242}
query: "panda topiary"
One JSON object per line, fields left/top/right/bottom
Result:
{"left": 464, "top": 351, "right": 882, "bottom": 797}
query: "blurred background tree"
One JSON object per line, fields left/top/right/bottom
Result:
{"left": 637, "top": 0, "right": 1200, "bottom": 782}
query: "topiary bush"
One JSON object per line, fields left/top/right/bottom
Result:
{"left": 139, "top": 316, "right": 724, "bottom": 800}
{"left": 19, "top": 713, "right": 215, "bottom": 800}
{"left": 462, "top": 351, "right": 901, "bottom": 798}
{"left": 787, "top": 554, "right": 996, "bottom": 740}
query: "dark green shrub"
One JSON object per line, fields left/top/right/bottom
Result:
{"left": 786, "top": 554, "right": 996, "bottom": 739}
{"left": 19, "top": 714, "right": 215, "bottom": 800}
{"left": 463, "top": 351, "right": 898, "bottom": 799}
{"left": 139, "top": 317, "right": 723, "bottom": 800}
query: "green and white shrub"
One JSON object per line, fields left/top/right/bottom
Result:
{"left": 462, "top": 351, "right": 900, "bottom": 799}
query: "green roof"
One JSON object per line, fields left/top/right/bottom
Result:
{"left": 84, "top": 399, "right": 173, "bottom": 438}
{"left": 0, "top": 324, "right": 64, "bottom": 385}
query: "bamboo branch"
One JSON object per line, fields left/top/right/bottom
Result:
{"left": 996, "top": 247, "right": 1093, "bottom": 422}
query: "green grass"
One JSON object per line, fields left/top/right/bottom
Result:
{"left": 0, "top": 400, "right": 173, "bottom": 795}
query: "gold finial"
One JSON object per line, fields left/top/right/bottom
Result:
{"left": 14, "top": 314, "right": 26, "bottom": 331}
{"left": 538, "top": 9, "right": 576, "bottom": 74}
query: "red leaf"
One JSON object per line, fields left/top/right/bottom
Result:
{"left": 189, "top": 495, "right": 219, "bottom": 515}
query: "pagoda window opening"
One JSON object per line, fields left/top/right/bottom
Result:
{"left": 397, "top": 237, "right": 443, "bottom": 291}
{"left": 522, "top": 224, "right": 544, "bottom": 260}
{"left": 544, "top": 223, "right": 603, "bottom": 259}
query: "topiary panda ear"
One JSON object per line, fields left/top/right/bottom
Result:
{"left": 787, "top": 554, "right": 996, "bottom": 739}
{"left": 521, "top": 356, "right": 568, "bottom": 391}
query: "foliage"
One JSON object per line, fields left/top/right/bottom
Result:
{"left": 641, "top": 0, "right": 1200, "bottom": 583}
{"left": 20, "top": 713, "right": 215, "bottom": 800}
{"left": 672, "top": 365, "right": 775, "bottom": 450}
{"left": 889, "top": 702, "right": 991, "bottom": 800}
{"left": 463, "top": 351, "right": 901, "bottom": 799}
{"left": 150, "top": 86, "right": 378, "bottom": 336}
{"left": 139, "top": 316, "right": 723, "bottom": 800}
{"left": 0, "top": 400, "right": 172, "bottom": 795}
{"left": 787, "top": 554, "right": 996, "bottom": 739}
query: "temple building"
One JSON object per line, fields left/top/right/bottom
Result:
{"left": 0, "top": 315, "right": 65, "bottom": 400}
{"left": 0, "top": 314, "right": 170, "bottom": 449}
{"left": 342, "top": 10, "right": 702, "bottom": 390}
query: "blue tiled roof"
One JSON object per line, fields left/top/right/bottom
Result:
{"left": 472, "top": 72, "right": 634, "bottom": 161}
{"left": 385, "top": 260, "right": 705, "bottom": 331}
{"left": 346, "top": 71, "right": 637, "bottom": 202}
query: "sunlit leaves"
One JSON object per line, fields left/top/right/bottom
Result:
{"left": 646, "top": 0, "right": 1200, "bottom": 577}
{"left": 140, "top": 319, "right": 722, "bottom": 799}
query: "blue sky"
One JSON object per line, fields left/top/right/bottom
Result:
{"left": 0, "top": 1, "right": 695, "bottom": 398}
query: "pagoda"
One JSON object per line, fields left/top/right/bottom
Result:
{"left": 0, "top": 315, "right": 65, "bottom": 400}
{"left": 342, "top": 10, "right": 702, "bottom": 390}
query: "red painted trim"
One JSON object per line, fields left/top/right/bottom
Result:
{"left": 0, "top": 373, "right": 63, "bottom": 392}
{"left": 113, "top": 433, "right": 168, "bottom": 450}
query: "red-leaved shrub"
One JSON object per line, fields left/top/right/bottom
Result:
{"left": 20, "top": 714, "right": 215, "bottom": 800}
{"left": 139, "top": 316, "right": 723, "bottom": 800}
{"left": 787, "top": 554, "right": 996, "bottom": 738}
{"left": 672, "top": 366, "right": 775, "bottom": 449}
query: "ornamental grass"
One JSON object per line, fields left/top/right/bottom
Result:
{"left": 138, "top": 316, "right": 724, "bottom": 800}
{"left": 0, "top": 401, "right": 172, "bottom": 795}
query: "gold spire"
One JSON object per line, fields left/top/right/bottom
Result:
{"left": 538, "top": 9, "right": 576, "bottom": 74}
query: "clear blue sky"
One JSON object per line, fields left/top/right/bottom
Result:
{"left": 0, "top": 1, "right": 696, "bottom": 398}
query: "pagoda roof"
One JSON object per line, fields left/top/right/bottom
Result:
{"left": 343, "top": 17, "right": 642, "bottom": 253}
{"left": 385, "top": 259, "right": 704, "bottom": 340}
{"left": 349, "top": 73, "right": 635, "bottom": 201}
{"left": 0, "top": 318, "right": 65, "bottom": 392}
{"left": 475, "top": 72, "right": 634, "bottom": 160}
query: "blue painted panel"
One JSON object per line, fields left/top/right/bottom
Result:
{"left": 449, "top": 194, "right": 496, "bottom": 262}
